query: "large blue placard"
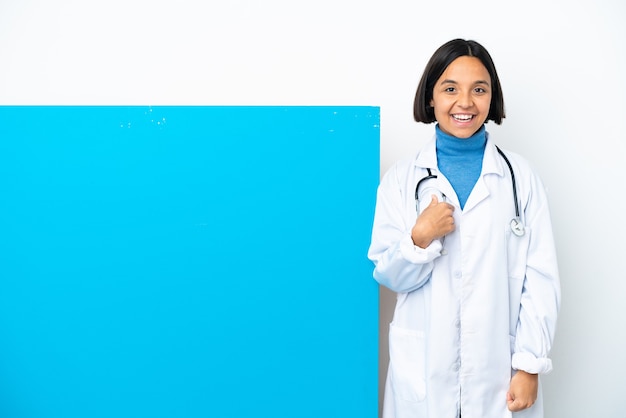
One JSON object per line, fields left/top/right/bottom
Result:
{"left": 0, "top": 106, "right": 379, "bottom": 418}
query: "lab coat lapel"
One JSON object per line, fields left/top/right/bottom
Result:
{"left": 414, "top": 137, "right": 459, "bottom": 207}
{"left": 462, "top": 136, "right": 505, "bottom": 213}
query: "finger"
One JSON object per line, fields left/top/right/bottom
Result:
{"left": 508, "top": 397, "right": 532, "bottom": 412}
{"left": 506, "top": 391, "right": 513, "bottom": 402}
{"left": 506, "top": 391, "right": 516, "bottom": 411}
{"left": 429, "top": 194, "right": 439, "bottom": 206}
{"left": 507, "top": 398, "right": 521, "bottom": 412}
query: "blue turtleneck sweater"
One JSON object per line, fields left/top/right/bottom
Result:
{"left": 436, "top": 124, "right": 487, "bottom": 209}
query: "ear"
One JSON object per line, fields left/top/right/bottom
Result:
{"left": 429, "top": 100, "right": 434, "bottom": 107}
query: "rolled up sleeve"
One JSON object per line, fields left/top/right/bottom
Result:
{"left": 512, "top": 173, "right": 561, "bottom": 375}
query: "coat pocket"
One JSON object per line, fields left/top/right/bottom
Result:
{"left": 388, "top": 323, "right": 426, "bottom": 402}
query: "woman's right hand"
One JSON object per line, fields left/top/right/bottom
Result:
{"left": 411, "top": 195, "right": 455, "bottom": 248}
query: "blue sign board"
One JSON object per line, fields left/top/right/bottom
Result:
{"left": 0, "top": 106, "right": 379, "bottom": 418}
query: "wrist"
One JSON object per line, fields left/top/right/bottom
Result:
{"left": 412, "top": 237, "right": 432, "bottom": 248}
{"left": 411, "top": 226, "right": 433, "bottom": 248}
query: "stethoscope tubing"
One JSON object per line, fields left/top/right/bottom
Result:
{"left": 414, "top": 168, "right": 437, "bottom": 202}
{"left": 414, "top": 145, "right": 524, "bottom": 236}
{"left": 495, "top": 146, "right": 520, "bottom": 219}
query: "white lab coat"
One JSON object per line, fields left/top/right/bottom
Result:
{"left": 368, "top": 132, "right": 560, "bottom": 418}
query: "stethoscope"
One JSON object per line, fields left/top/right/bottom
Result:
{"left": 415, "top": 146, "right": 525, "bottom": 237}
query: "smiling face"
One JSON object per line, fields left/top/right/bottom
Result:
{"left": 430, "top": 56, "right": 492, "bottom": 138}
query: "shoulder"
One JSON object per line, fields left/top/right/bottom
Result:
{"left": 381, "top": 136, "right": 436, "bottom": 182}
{"left": 494, "top": 147, "right": 534, "bottom": 175}
{"left": 485, "top": 131, "right": 534, "bottom": 175}
{"left": 493, "top": 146, "right": 550, "bottom": 207}
{"left": 381, "top": 148, "right": 427, "bottom": 184}
{"left": 494, "top": 147, "right": 547, "bottom": 188}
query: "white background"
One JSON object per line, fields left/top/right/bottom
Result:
{"left": 1, "top": 1, "right": 625, "bottom": 417}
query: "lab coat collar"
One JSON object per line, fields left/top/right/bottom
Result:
{"left": 413, "top": 131, "right": 505, "bottom": 178}
{"left": 412, "top": 130, "right": 507, "bottom": 212}
{"left": 413, "top": 134, "right": 438, "bottom": 169}
{"left": 463, "top": 132, "right": 507, "bottom": 212}
{"left": 481, "top": 132, "right": 507, "bottom": 178}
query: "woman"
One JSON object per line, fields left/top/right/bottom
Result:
{"left": 368, "top": 39, "right": 560, "bottom": 418}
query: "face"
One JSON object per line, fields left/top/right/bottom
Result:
{"left": 430, "top": 56, "right": 492, "bottom": 138}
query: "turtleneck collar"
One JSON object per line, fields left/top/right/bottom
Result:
{"left": 435, "top": 124, "right": 487, "bottom": 155}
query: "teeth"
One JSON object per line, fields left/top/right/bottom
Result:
{"left": 453, "top": 114, "right": 473, "bottom": 121}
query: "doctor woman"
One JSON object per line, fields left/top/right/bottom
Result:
{"left": 368, "top": 39, "right": 560, "bottom": 418}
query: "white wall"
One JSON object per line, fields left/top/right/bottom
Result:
{"left": 1, "top": 1, "right": 625, "bottom": 417}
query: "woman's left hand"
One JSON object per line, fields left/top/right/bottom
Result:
{"left": 506, "top": 370, "right": 538, "bottom": 412}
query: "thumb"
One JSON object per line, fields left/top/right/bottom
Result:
{"left": 429, "top": 194, "right": 439, "bottom": 206}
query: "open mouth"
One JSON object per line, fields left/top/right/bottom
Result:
{"left": 452, "top": 114, "right": 474, "bottom": 122}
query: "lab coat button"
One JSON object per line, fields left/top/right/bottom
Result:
{"left": 452, "top": 362, "right": 460, "bottom": 372}
{"left": 454, "top": 319, "right": 461, "bottom": 328}
{"left": 454, "top": 271, "right": 462, "bottom": 279}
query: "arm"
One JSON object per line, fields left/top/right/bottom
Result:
{"left": 367, "top": 164, "right": 453, "bottom": 293}
{"left": 508, "top": 171, "right": 561, "bottom": 409}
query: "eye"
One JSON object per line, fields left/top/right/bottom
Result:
{"left": 444, "top": 86, "right": 456, "bottom": 93}
{"left": 474, "top": 87, "right": 488, "bottom": 94}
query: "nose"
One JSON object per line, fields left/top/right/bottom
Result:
{"left": 457, "top": 91, "right": 473, "bottom": 108}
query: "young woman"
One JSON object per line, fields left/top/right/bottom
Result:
{"left": 368, "top": 39, "right": 560, "bottom": 418}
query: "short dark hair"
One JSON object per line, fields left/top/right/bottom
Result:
{"left": 413, "top": 39, "right": 505, "bottom": 124}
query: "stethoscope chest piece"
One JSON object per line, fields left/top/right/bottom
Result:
{"left": 510, "top": 218, "right": 525, "bottom": 237}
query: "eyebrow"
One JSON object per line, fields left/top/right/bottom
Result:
{"left": 440, "top": 79, "right": 491, "bottom": 86}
